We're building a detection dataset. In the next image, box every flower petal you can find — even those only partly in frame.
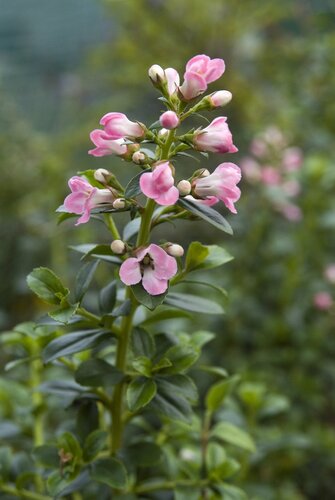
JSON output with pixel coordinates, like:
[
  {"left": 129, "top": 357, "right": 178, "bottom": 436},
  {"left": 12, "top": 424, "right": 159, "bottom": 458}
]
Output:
[
  {"left": 119, "top": 258, "right": 142, "bottom": 286},
  {"left": 147, "top": 244, "right": 177, "bottom": 280},
  {"left": 142, "top": 267, "right": 168, "bottom": 295}
]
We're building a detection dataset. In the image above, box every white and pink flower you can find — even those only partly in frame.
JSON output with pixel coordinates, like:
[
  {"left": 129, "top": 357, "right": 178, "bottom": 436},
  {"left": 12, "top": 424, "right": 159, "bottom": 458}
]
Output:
[
  {"left": 64, "top": 176, "right": 114, "bottom": 225},
  {"left": 193, "top": 117, "right": 238, "bottom": 154},
  {"left": 193, "top": 162, "right": 241, "bottom": 213},
  {"left": 120, "top": 244, "right": 177, "bottom": 295},
  {"left": 179, "top": 54, "right": 225, "bottom": 101},
  {"left": 313, "top": 291, "right": 333, "bottom": 311},
  {"left": 140, "top": 162, "right": 179, "bottom": 206},
  {"left": 100, "top": 112, "right": 145, "bottom": 140},
  {"left": 89, "top": 130, "right": 127, "bottom": 157},
  {"left": 159, "top": 111, "right": 180, "bottom": 130}
]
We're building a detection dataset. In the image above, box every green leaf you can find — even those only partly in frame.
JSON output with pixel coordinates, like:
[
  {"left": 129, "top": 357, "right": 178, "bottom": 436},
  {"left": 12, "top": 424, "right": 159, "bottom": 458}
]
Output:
[
  {"left": 70, "top": 244, "right": 122, "bottom": 264},
  {"left": 27, "top": 267, "right": 69, "bottom": 305},
  {"left": 126, "top": 378, "right": 157, "bottom": 412},
  {"left": 131, "top": 283, "right": 167, "bottom": 310},
  {"left": 140, "top": 308, "right": 191, "bottom": 326},
  {"left": 75, "top": 359, "right": 123, "bottom": 387},
  {"left": 185, "top": 241, "right": 209, "bottom": 272},
  {"left": 131, "top": 328, "right": 155, "bottom": 357},
  {"left": 91, "top": 457, "right": 127, "bottom": 489},
  {"left": 0, "top": 447, "right": 12, "bottom": 480},
  {"left": 178, "top": 198, "right": 233, "bottom": 235},
  {"left": 206, "top": 442, "right": 226, "bottom": 473},
  {"left": 175, "top": 487, "right": 200, "bottom": 500},
  {"left": 74, "top": 261, "right": 99, "bottom": 303},
  {"left": 156, "top": 375, "right": 198, "bottom": 403},
  {"left": 123, "top": 217, "right": 141, "bottom": 241},
  {"left": 132, "top": 356, "right": 152, "bottom": 376},
  {"left": 42, "top": 329, "right": 110, "bottom": 363},
  {"left": 152, "top": 379, "right": 193, "bottom": 422},
  {"left": 58, "top": 432, "right": 82, "bottom": 460},
  {"left": 49, "top": 302, "right": 79, "bottom": 324},
  {"left": 165, "top": 293, "right": 224, "bottom": 314},
  {"left": 217, "top": 484, "right": 248, "bottom": 500},
  {"left": 33, "top": 445, "right": 59, "bottom": 469},
  {"left": 83, "top": 430, "right": 108, "bottom": 462},
  {"left": 205, "top": 375, "right": 240, "bottom": 412},
  {"left": 99, "top": 281, "right": 117, "bottom": 314},
  {"left": 198, "top": 365, "right": 229, "bottom": 378},
  {"left": 125, "top": 442, "right": 162, "bottom": 467},
  {"left": 47, "top": 470, "right": 90, "bottom": 498},
  {"left": 211, "top": 422, "right": 256, "bottom": 452},
  {"left": 186, "top": 242, "right": 233, "bottom": 273},
  {"left": 191, "top": 330, "right": 215, "bottom": 348},
  {"left": 125, "top": 170, "right": 150, "bottom": 198},
  {"left": 161, "top": 344, "right": 199, "bottom": 374}
]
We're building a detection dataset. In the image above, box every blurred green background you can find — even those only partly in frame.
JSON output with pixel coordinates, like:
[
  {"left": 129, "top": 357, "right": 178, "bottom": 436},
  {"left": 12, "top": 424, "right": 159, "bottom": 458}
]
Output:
[{"left": 1, "top": 0, "right": 335, "bottom": 498}]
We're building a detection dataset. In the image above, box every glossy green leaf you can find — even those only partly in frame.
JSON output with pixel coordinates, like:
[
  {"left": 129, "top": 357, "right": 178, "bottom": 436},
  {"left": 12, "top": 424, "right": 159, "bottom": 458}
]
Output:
[
  {"left": 27, "top": 267, "right": 69, "bottom": 305},
  {"left": 132, "top": 356, "right": 152, "bottom": 376},
  {"left": 33, "top": 445, "right": 59, "bottom": 469},
  {"left": 70, "top": 244, "right": 122, "bottom": 264},
  {"left": 125, "top": 169, "right": 149, "bottom": 198},
  {"left": 127, "top": 377, "right": 157, "bottom": 412},
  {"left": 175, "top": 487, "right": 200, "bottom": 500},
  {"left": 178, "top": 198, "right": 233, "bottom": 235},
  {"left": 123, "top": 217, "right": 141, "bottom": 241},
  {"left": 74, "top": 260, "right": 99, "bottom": 302},
  {"left": 186, "top": 242, "right": 233, "bottom": 273},
  {"left": 83, "top": 430, "right": 108, "bottom": 462},
  {"left": 42, "top": 329, "right": 110, "bottom": 363},
  {"left": 156, "top": 375, "right": 198, "bottom": 403},
  {"left": 131, "top": 327, "right": 155, "bottom": 357},
  {"left": 47, "top": 470, "right": 90, "bottom": 498},
  {"left": 217, "top": 484, "right": 248, "bottom": 500},
  {"left": 211, "top": 422, "right": 256, "bottom": 452},
  {"left": 206, "top": 442, "right": 226, "bottom": 473},
  {"left": 160, "top": 344, "right": 199, "bottom": 374},
  {"left": 205, "top": 375, "right": 240, "bottom": 411},
  {"left": 185, "top": 241, "right": 209, "bottom": 272},
  {"left": 191, "top": 330, "right": 215, "bottom": 348},
  {"left": 49, "top": 302, "right": 79, "bottom": 324},
  {"left": 140, "top": 308, "right": 191, "bottom": 326},
  {"left": 151, "top": 380, "right": 193, "bottom": 422},
  {"left": 75, "top": 359, "right": 123, "bottom": 387},
  {"left": 99, "top": 280, "right": 117, "bottom": 314},
  {"left": 131, "top": 283, "right": 167, "bottom": 310},
  {"left": 91, "top": 457, "right": 127, "bottom": 489},
  {"left": 165, "top": 292, "right": 224, "bottom": 314}
]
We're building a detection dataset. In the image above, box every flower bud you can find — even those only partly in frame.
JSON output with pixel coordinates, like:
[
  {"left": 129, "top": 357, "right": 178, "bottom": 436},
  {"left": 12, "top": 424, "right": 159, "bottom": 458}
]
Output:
[
  {"left": 177, "top": 180, "right": 192, "bottom": 196},
  {"left": 94, "top": 168, "right": 111, "bottom": 184},
  {"left": 148, "top": 64, "right": 165, "bottom": 84},
  {"left": 209, "top": 90, "right": 232, "bottom": 107},
  {"left": 198, "top": 168, "right": 210, "bottom": 178},
  {"left": 159, "top": 111, "right": 180, "bottom": 130},
  {"left": 132, "top": 151, "right": 146, "bottom": 164},
  {"left": 158, "top": 128, "right": 169, "bottom": 138},
  {"left": 113, "top": 198, "right": 126, "bottom": 210},
  {"left": 111, "top": 239, "right": 126, "bottom": 254},
  {"left": 165, "top": 243, "right": 184, "bottom": 257}
]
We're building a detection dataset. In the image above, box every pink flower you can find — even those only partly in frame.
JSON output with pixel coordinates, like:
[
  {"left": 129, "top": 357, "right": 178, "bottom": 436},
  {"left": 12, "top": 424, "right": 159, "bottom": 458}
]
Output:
[
  {"left": 179, "top": 71, "right": 207, "bottom": 100},
  {"left": 313, "top": 292, "right": 333, "bottom": 311},
  {"left": 324, "top": 264, "right": 335, "bottom": 284},
  {"left": 165, "top": 68, "right": 180, "bottom": 95},
  {"left": 261, "top": 167, "right": 281, "bottom": 186},
  {"left": 240, "top": 157, "right": 261, "bottom": 183},
  {"left": 186, "top": 55, "right": 225, "bottom": 84},
  {"left": 185, "top": 195, "right": 218, "bottom": 206},
  {"left": 140, "top": 162, "right": 179, "bottom": 206},
  {"left": 277, "top": 203, "right": 302, "bottom": 222},
  {"left": 100, "top": 112, "right": 145, "bottom": 140},
  {"left": 193, "top": 162, "right": 241, "bottom": 213},
  {"left": 193, "top": 117, "right": 238, "bottom": 154},
  {"left": 64, "top": 176, "right": 114, "bottom": 225},
  {"left": 282, "top": 147, "right": 303, "bottom": 172},
  {"left": 160, "top": 111, "right": 180, "bottom": 129},
  {"left": 89, "top": 130, "right": 127, "bottom": 157},
  {"left": 250, "top": 138, "right": 267, "bottom": 158},
  {"left": 282, "top": 179, "right": 301, "bottom": 197},
  {"left": 209, "top": 90, "right": 232, "bottom": 107},
  {"left": 119, "top": 244, "right": 177, "bottom": 295}
]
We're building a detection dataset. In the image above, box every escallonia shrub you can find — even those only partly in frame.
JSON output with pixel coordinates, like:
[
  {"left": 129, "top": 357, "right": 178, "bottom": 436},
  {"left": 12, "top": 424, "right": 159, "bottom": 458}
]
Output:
[{"left": 0, "top": 55, "right": 256, "bottom": 499}]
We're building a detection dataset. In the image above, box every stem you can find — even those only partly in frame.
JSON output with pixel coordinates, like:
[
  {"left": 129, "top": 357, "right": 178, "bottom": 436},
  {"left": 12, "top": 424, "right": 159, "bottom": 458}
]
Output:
[
  {"left": 135, "top": 479, "right": 209, "bottom": 494},
  {"left": 200, "top": 411, "right": 212, "bottom": 499},
  {"left": 160, "top": 129, "right": 176, "bottom": 159},
  {"left": 136, "top": 198, "right": 156, "bottom": 247},
  {"left": 104, "top": 214, "right": 121, "bottom": 240},
  {"left": 0, "top": 485, "right": 51, "bottom": 500}
]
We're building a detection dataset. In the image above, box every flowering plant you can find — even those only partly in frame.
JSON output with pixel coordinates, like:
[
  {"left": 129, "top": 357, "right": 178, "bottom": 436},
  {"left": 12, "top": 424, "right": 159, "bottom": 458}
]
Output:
[{"left": 0, "top": 55, "right": 255, "bottom": 499}]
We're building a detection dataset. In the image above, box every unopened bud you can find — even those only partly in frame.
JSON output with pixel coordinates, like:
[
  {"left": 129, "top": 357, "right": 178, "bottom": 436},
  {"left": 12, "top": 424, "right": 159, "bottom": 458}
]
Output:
[
  {"left": 148, "top": 64, "right": 165, "bottom": 84},
  {"left": 111, "top": 239, "right": 126, "bottom": 254},
  {"left": 159, "top": 111, "right": 180, "bottom": 130},
  {"left": 200, "top": 169, "right": 210, "bottom": 177},
  {"left": 209, "top": 90, "right": 232, "bottom": 108},
  {"left": 166, "top": 243, "right": 184, "bottom": 257},
  {"left": 113, "top": 198, "right": 126, "bottom": 210},
  {"left": 132, "top": 151, "right": 146, "bottom": 164},
  {"left": 94, "top": 168, "right": 111, "bottom": 184},
  {"left": 158, "top": 128, "right": 169, "bottom": 138},
  {"left": 177, "top": 180, "right": 192, "bottom": 196}
]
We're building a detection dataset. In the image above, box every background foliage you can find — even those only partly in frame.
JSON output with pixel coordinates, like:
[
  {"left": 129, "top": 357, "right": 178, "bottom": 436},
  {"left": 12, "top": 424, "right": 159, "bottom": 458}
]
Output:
[{"left": 1, "top": 0, "right": 335, "bottom": 498}]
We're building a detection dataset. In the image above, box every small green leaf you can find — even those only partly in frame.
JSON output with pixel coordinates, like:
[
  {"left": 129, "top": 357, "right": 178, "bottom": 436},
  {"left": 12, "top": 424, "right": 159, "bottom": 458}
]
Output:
[
  {"left": 165, "top": 293, "right": 224, "bottom": 314},
  {"left": 131, "top": 328, "right": 155, "bottom": 357},
  {"left": 33, "top": 445, "right": 59, "bottom": 469},
  {"left": 178, "top": 198, "right": 233, "bottom": 235},
  {"left": 152, "top": 380, "right": 193, "bottom": 422},
  {"left": 75, "top": 359, "right": 123, "bottom": 387},
  {"left": 185, "top": 241, "right": 209, "bottom": 272},
  {"left": 99, "top": 281, "right": 117, "bottom": 314},
  {"left": 42, "top": 329, "right": 110, "bottom": 363},
  {"left": 125, "top": 442, "right": 162, "bottom": 467},
  {"left": 140, "top": 308, "right": 191, "bottom": 326},
  {"left": 131, "top": 283, "right": 167, "bottom": 310},
  {"left": 175, "top": 487, "right": 200, "bottom": 500},
  {"left": 70, "top": 244, "right": 121, "bottom": 264},
  {"left": 127, "top": 378, "right": 157, "bottom": 412},
  {"left": 83, "top": 430, "right": 108, "bottom": 462},
  {"left": 47, "top": 470, "right": 90, "bottom": 498},
  {"left": 123, "top": 217, "right": 141, "bottom": 241},
  {"left": 210, "top": 422, "right": 256, "bottom": 452},
  {"left": 206, "top": 442, "right": 226, "bottom": 473},
  {"left": 74, "top": 261, "right": 99, "bottom": 303},
  {"left": 125, "top": 170, "right": 150, "bottom": 198},
  {"left": 191, "top": 330, "right": 215, "bottom": 348},
  {"left": 217, "top": 484, "right": 248, "bottom": 500},
  {"left": 91, "top": 457, "right": 127, "bottom": 489},
  {"left": 58, "top": 432, "right": 82, "bottom": 460},
  {"left": 156, "top": 375, "right": 198, "bottom": 403},
  {"left": 27, "top": 267, "right": 69, "bottom": 305},
  {"left": 205, "top": 375, "right": 240, "bottom": 411},
  {"left": 49, "top": 303, "right": 79, "bottom": 324},
  {"left": 132, "top": 356, "right": 152, "bottom": 376},
  {"left": 161, "top": 344, "right": 199, "bottom": 374}
]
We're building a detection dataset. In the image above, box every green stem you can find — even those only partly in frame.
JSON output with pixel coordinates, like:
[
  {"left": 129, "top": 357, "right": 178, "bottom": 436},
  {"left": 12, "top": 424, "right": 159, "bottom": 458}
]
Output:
[
  {"left": 136, "top": 198, "right": 156, "bottom": 247},
  {"left": 135, "top": 479, "right": 209, "bottom": 494},
  {"left": 77, "top": 307, "right": 101, "bottom": 325},
  {"left": 104, "top": 214, "right": 121, "bottom": 240},
  {"left": 0, "top": 485, "right": 51, "bottom": 500},
  {"left": 160, "top": 129, "right": 176, "bottom": 159},
  {"left": 200, "top": 411, "right": 212, "bottom": 499}
]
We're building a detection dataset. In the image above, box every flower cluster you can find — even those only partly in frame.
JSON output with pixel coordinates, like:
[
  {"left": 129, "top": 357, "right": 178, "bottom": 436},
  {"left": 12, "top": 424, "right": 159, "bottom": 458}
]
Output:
[
  {"left": 61, "top": 54, "right": 242, "bottom": 295},
  {"left": 241, "top": 126, "right": 303, "bottom": 222}
]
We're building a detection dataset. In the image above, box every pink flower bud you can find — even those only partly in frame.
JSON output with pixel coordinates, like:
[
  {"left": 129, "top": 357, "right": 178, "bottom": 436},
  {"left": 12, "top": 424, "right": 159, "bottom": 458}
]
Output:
[
  {"left": 313, "top": 292, "right": 333, "bottom": 311},
  {"left": 166, "top": 243, "right": 184, "bottom": 257},
  {"left": 177, "top": 180, "right": 192, "bottom": 196},
  {"left": 261, "top": 167, "right": 281, "bottom": 186},
  {"left": 282, "top": 147, "right": 303, "bottom": 172},
  {"left": 111, "top": 239, "right": 126, "bottom": 255},
  {"left": 140, "top": 162, "right": 179, "bottom": 206},
  {"left": 89, "top": 130, "right": 127, "bottom": 157},
  {"left": 179, "top": 71, "right": 207, "bottom": 101},
  {"left": 148, "top": 64, "right": 165, "bottom": 83},
  {"left": 159, "top": 111, "right": 180, "bottom": 130},
  {"left": 119, "top": 244, "right": 177, "bottom": 295},
  {"left": 277, "top": 203, "right": 302, "bottom": 222},
  {"left": 165, "top": 68, "right": 180, "bottom": 95},
  {"left": 113, "top": 198, "right": 126, "bottom": 209},
  {"left": 325, "top": 264, "right": 335, "bottom": 284},
  {"left": 209, "top": 90, "right": 232, "bottom": 107},
  {"left": 132, "top": 151, "right": 146, "bottom": 164},
  {"left": 193, "top": 117, "right": 238, "bottom": 154},
  {"left": 100, "top": 112, "right": 145, "bottom": 140},
  {"left": 193, "top": 162, "right": 241, "bottom": 213},
  {"left": 186, "top": 54, "right": 225, "bottom": 84},
  {"left": 63, "top": 176, "right": 114, "bottom": 225},
  {"left": 94, "top": 168, "right": 110, "bottom": 183},
  {"left": 240, "top": 158, "right": 261, "bottom": 183}
]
